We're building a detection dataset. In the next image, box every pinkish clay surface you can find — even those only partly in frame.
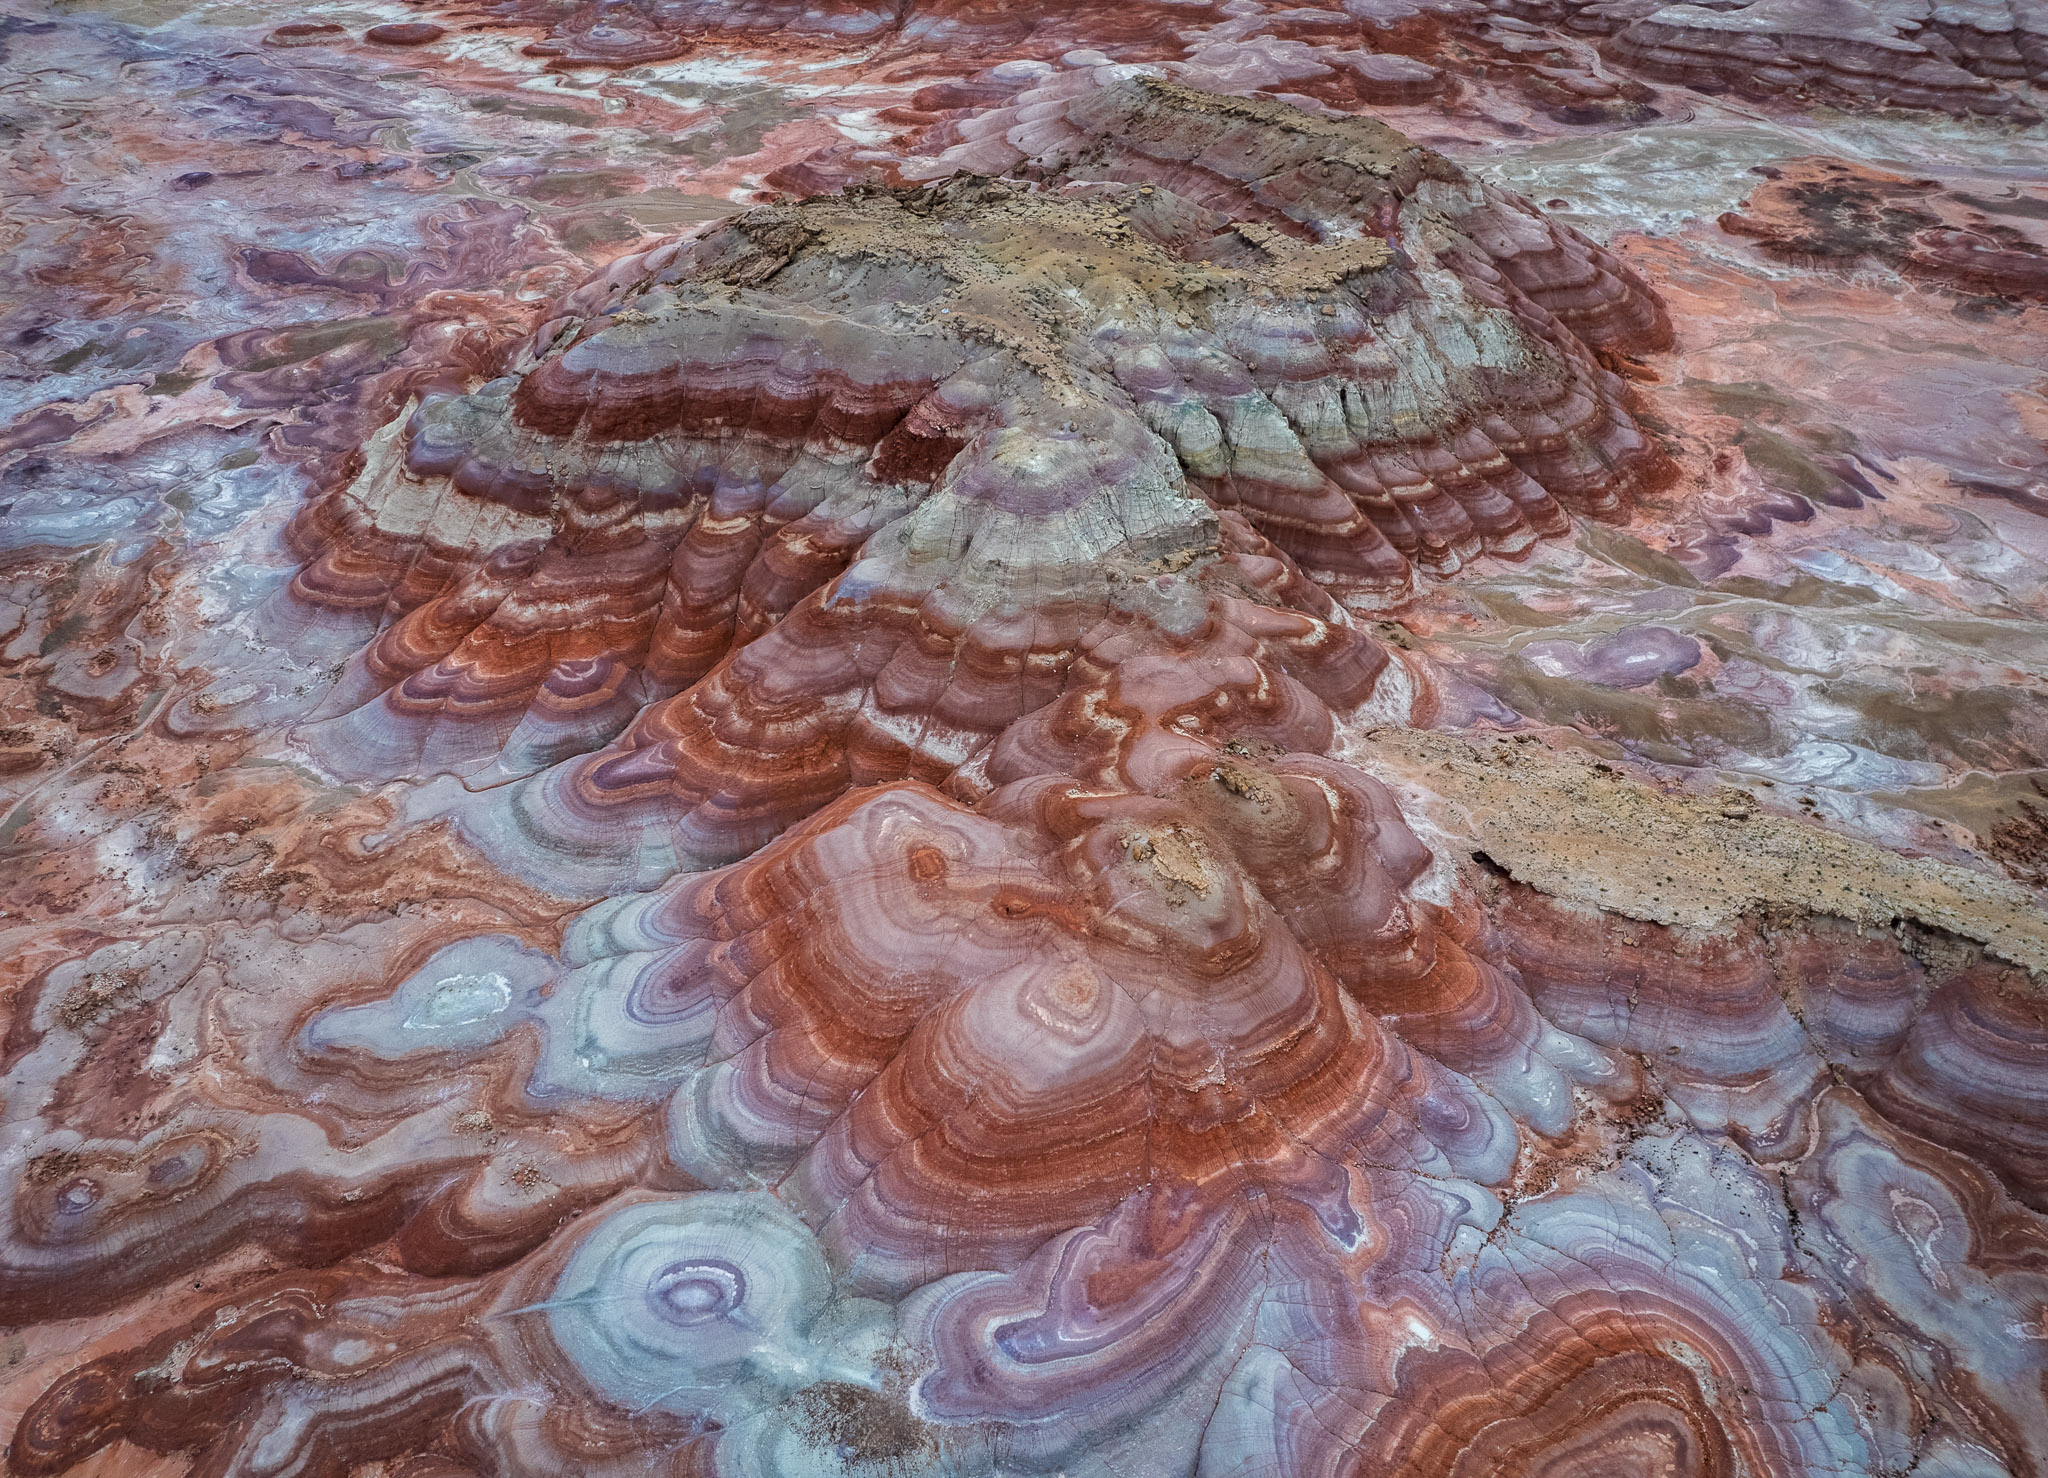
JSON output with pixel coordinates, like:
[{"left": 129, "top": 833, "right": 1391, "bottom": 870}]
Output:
[{"left": 1, "top": 3, "right": 2046, "bottom": 1477}]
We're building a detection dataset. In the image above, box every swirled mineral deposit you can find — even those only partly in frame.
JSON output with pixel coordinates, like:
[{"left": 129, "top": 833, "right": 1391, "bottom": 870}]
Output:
[{"left": 2, "top": 7, "right": 2045, "bottom": 1478}]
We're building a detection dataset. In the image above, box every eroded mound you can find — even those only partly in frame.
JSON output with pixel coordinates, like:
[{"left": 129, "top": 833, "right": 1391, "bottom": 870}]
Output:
[
  {"left": 1601, "top": 0, "right": 2047, "bottom": 121},
  {"left": 14, "top": 67, "right": 2048, "bottom": 1478},
  {"left": 406, "top": 0, "right": 2048, "bottom": 121},
  {"left": 277, "top": 78, "right": 1665, "bottom": 881}
]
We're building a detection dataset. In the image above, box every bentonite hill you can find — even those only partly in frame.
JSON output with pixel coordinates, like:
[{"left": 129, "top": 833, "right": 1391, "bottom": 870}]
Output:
[{"left": 1, "top": 4, "right": 2046, "bottom": 1477}]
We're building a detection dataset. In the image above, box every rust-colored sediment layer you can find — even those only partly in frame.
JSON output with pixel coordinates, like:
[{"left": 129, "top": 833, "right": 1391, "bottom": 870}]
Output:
[{"left": 5, "top": 25, "right": 2048, "bottom": 1478}]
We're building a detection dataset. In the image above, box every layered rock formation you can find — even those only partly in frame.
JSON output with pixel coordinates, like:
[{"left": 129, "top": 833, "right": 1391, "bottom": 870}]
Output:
[
  {"left": 404, "top": 0, "right": 2048, "bottom": 121},
  {"left": 1598, "top": 0, "right": 2047, "bottom": 120},
  {"left": 6, "top": 29, "right": 2048, "bottom": 1478},
  {"left": 280, "top": 78, "right": 1667, "bottom": 882}
]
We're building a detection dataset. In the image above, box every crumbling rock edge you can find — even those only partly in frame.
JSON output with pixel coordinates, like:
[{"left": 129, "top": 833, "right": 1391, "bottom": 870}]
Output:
[{"left": 1358, "top": 726, "right": 2048, "bottom": 977}]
